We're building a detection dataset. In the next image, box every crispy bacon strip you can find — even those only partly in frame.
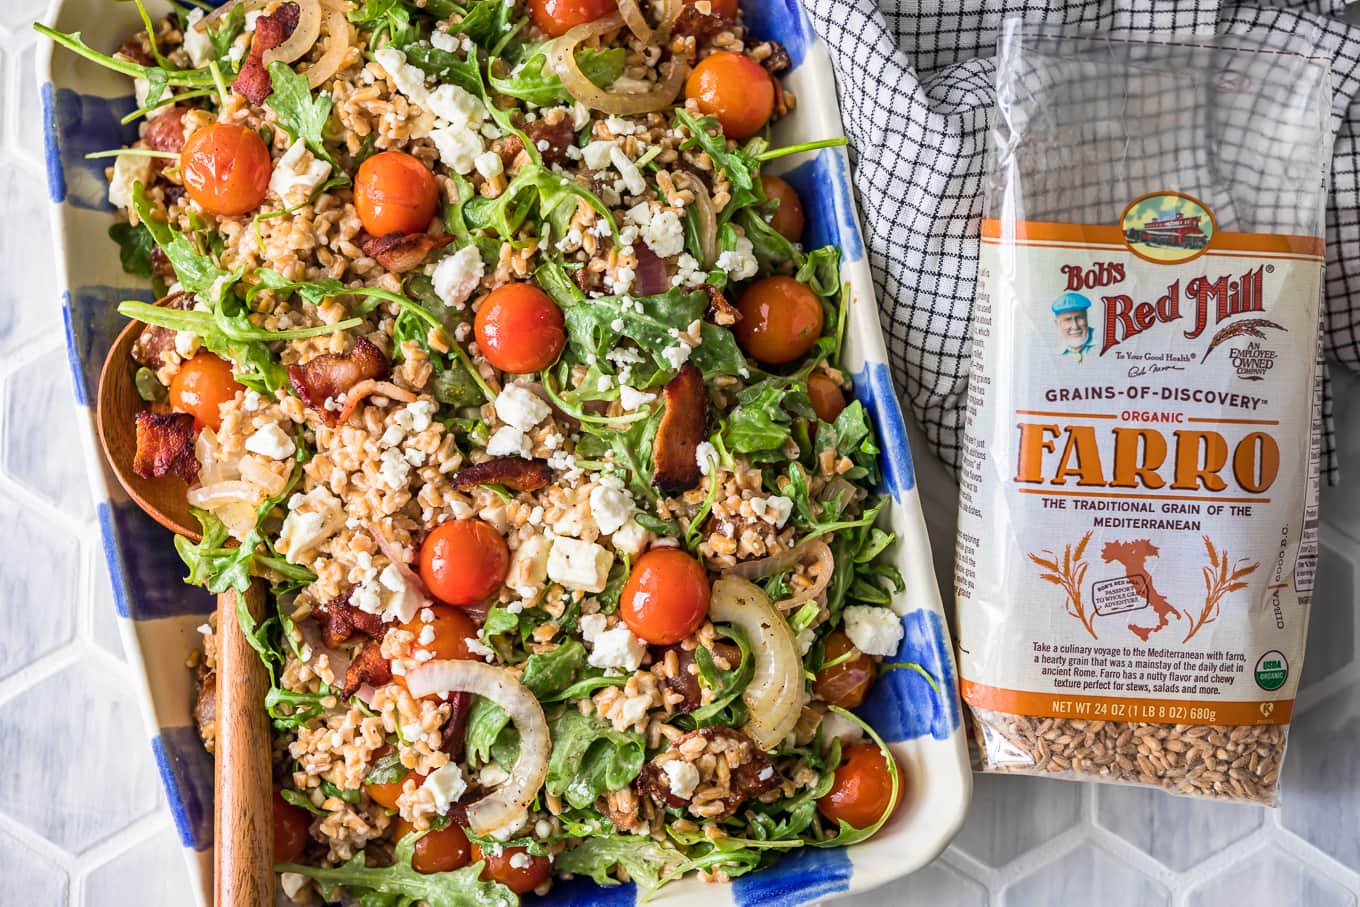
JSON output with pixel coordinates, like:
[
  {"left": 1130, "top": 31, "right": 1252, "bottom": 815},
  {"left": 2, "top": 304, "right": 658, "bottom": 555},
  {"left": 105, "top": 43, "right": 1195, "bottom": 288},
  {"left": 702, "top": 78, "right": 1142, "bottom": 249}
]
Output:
[
  {"left": 702, "top": 284, "right": 741, "bottom": 326},
  {"left": 653, "top": 362, "right": 708, "bottom": 495},
  {"left": 342, "top": 639, "right": 392, "bottom": 699},
  {"left": 315, "top": 590, "right": 386, "bottom": 649},
  {"left": 335, "top": 379, "right": 417, "bottom": 424},
  {"left": 288, "top": 336, "right": 390, "bottom": 422},
  {"left": 361, "top": 232, "right": 453, "bottom": 274},
  {"left": 133, "top": 410, "right": 198, "bottom": 481},
  {"left": 232, "top": 2, "right": 300, "bottom": 105},
  {"left": 449, "top": 457, "right": 552, "bottom": 492},
  {"left": 671, "top": 4, "right": 731, "bottom": 41}
]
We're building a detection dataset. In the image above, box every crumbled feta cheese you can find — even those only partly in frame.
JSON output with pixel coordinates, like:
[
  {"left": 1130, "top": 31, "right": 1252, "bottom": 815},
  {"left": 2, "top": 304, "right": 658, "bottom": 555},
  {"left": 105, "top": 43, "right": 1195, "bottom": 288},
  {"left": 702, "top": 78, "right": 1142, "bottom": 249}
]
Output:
[
  {"left": 587, "top": 625, "right": 646, "bottom": 672},
  {"left": 380, "top": 424, "right": 406, "bottom": 448},
  {"left": 174, "top": 331, "right": 201, "bottom": 359},
  {"left": 610, "top": 145, "right": 646, "bottom": 196},
  {"left": 508, "top": 852, "right": 533, "bottom": 870},
  {"left": 182, "top": 9, "right": 213, "bottom": 67},
  {"left": 242, "top": 390, "right": 262, "bottom": 412},
  {"left": 278, "top": 487, "right": 344, "bottom": 560},
  {"left": 379, "top": 563, "right": 407, "bottom": 593},
  {"left": 279, "top": 872, "right": 310, "bottom": 900},
  {"left": 268, "top": 139, "right": 332, "bottom": 207},
  {"left": 378, "top": 446, "right": 411, "bottom": 489},
  {"left": 618, "top": 385, "right": 656, "bottom": 411},
  {"left": 395, "top": 399, "right": 436, "bottom": 433},
  {"left": 630, "top": 207, "right": 684, "bottom": 259},
  {"left": 486, "top": 425, "right": 532, "bottom": 458},
  {"left": 418, "top": 623, "right": 436, "bottom": 646},
  {"left": 421, "top": 764, "right": 467, "bottom": 814},
  {"left": 245, "top": 423, "right": 296, "bottom": 460},
  {"left": 495, "top": 383, "right": 551, "bottom": 431},
  {"left": 430, "top": 121, "right": 484, "bottom": 175},
  {"left": 843, "top": 605, "right": 905, "bottom": 657},
  {"left": 547, "top": 536, "right": 613, "bottom": 593},
  {"left": 672, "top": 253, "right": 707, "bottom": 289},
  {"left": 578, "top": 612, "right": 608, "bottom": 644},
  {"left": 663, "top": 760, "right": 700, "bottom": 799},
  {"left": 716, "top": 235, "right": 759, "bottom": 281},
  {"left": 109, "top": 152, "right": 152, "bottom": 211},
  {"left": 795, "top": 627, "right": 816, "bottom": 656},
  {"left": 431, "top": 29, "right": 459, "bottom": 52},
  {"left": 662, "top": 339, "right": 692, "bottom": 370},
  {"left": 610, "top": 517, "right": 651, "bottom": 555},
  {"left": 474, "top": 149, "right": 504, "bottom": 179},
  {"left": 426, "top": 83, "right": 483, "bottom": 124},
  {"left": 465, "top": 636, "right": 496, "bottom": 661},
  {"left": 581, "top": 140, "right": 617, "bottom": 171},
  {"left": 432, "top": 245, "right": 485, "bottom": 309},
  {"left": 508, "top": 534, "right": 551, "bottom": 593},
  {"left": 589, "top": 479, "right": 633, "bottom": 535},
  {"left": 757, "top": 765, "right": 775, "bottom": 781},
  {"left": 573, "top": 101, "right": 592, "bottom": 130},
  {"left": 695, "top": 441, "right": 718, "bottom": 476},
  {"left": 372, "top": 48, "right": 438, "bottom": 137},
  {"left": 764, "top": 495, "right": 794, "bottom": 528}
]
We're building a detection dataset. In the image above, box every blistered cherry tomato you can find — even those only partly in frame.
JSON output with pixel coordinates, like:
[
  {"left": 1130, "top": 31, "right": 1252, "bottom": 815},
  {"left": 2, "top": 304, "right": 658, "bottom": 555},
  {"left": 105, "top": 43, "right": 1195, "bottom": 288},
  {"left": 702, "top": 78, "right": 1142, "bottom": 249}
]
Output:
[
  {"left": 273, "top": 790, "right": 311, "bottom": 863},
  {"left": 401, "top": 605, "right": 479, "bottom": 661},
  {"left": 806, "top": 372, "right": 847, "bottom": 424},
  {"left": 169, "top": 351, "right": 243, "bottom": 432},
  {"left": 474, "top": 282, "right": 566, "bottom": 374},
  {"left": 354, "top": 150, "right": 440, "bottom": 237},
  {"left": 472, "top": 843, "right": 553, "bottom": 894},
  {"left": 419, "top": 519, "right": 510, "bottom": 606},
  {"left": 180, "top": 123, "right": 272, "bottom": 216},
  {"left": 529, "top": 0, "right": 615, "bottom": 36},
  {"left": 393, "top": 818, "right": 473, "bottom": 874},
  {"left": 817, "top": 742, "right": 903, "bottom": 829},
  {"left": 760, "top": 174, "right": 805, "bottom": 243},
  {"left": 619, "top": 548, "right": 711, "bottom": 645},
  {"left": 734, "top": 276, "right": 825, "bottom": 365},
  {"left": 686, "top": 0, "right": 738, "bottom": 18},
  {"left": 685, "top": 51, "right": 774, "bottom": 141},
  {"left": 366, "top": 767, "right": 425, "bottom": 810},
  {"left": 813, "top": 630, "right": 875, "bottom": 709}
]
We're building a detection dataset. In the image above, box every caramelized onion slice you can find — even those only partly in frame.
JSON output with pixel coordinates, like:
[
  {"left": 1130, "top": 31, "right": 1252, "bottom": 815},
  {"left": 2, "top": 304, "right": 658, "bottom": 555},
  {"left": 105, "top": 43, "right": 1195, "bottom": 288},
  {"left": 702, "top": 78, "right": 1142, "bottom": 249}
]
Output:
[
  {"left": 304, "top": 1, "right": 351, "bottom": 89},
  {"left": 709, "top": 576, "right": 806, "bottom": 751},
  {"left": 672, "top": 171, "right": 717, "bottom": 266},
  {"left": 262, "top": 0, "right": 322, "bottom": 65},
  {"left": 405, "top": 660, "right": 550, "bottom": 837},
  {"left": 548, "top": 15, "right": 688, "bottom": 115},
  {"left": 617, "top": 0, "right": 681, "bottom": 45}
]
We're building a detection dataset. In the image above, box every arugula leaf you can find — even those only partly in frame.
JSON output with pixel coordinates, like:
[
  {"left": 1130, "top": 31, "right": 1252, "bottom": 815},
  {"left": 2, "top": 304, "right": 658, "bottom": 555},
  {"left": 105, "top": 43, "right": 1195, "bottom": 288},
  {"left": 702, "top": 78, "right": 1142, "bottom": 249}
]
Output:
[
  {"left": 348, "top": 0, "right": 418, "bottom": 46},
  {"left": 466, "top": 164, "right": 617, "bottom": 242},
  {"left": 108, "top": 222, "right": 155, "bottom": 277},
  {"left": 479, "top": 604, "right": 520, "bottom": 640},
  {"left": 266, "top": 62, "right": 339, "bottom": 170},
  {"left": 402, "top": 43, "right": 485, "bottom": 98},
  {"left": 555, "top": 835, "right": 689, "bottom": 897},
  {"left": 488, "top": 44, "right": 624, "bottom": 106},
  {"left": 674, "top": 109, "right": 758, "bottom": 219},
  {"left": 206, "top": 3, "right": 247, "bottom": 66},
  {"left": 132, "top": 182, "right": 240, "bottom": 306},
  {"left": 683, "top": 624, "right": 753, "bottom": 728},
  {"left": 363, "top": 750, "right": 409, "bottom": 786},
  {"left": 280, "top": 789, "right": 328, "bottom": 816},
  {"left": 465, "top": 641, "right": 590, "bottom": 765},
  {"left": 36, "top": 24, "right": 215, "bottom": 88},
  {"left": 545, "top": 708, "right": 645, "bottom": 810},
  {"left": 278, "top": 843, "right": 516, "bottom": 907}
]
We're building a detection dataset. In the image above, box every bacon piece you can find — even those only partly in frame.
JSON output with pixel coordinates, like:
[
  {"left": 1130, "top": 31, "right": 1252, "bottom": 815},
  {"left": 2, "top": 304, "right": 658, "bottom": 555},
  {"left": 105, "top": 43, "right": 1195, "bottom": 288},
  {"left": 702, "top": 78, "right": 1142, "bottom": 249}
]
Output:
[
  {"left": 133, "top": 410, "right": 198, "bottom": 481},
  {"left": 492, "top": 134, "right": 525, "bottom": 172},
  {"left": 652, "top": 362, "right": 708, "bottom": 495},
  {"left": 315, "top": 590, "right": 385, "bottom": 649},
  {"left": 288, "top": 337, "right": 391, "bottom": 422},
  {"left": 633, "top": 244, "right": 669, "bottom": 296},
  {"left": 702, "top": 284, "right": 740, "bottom": 325},
  {"left": 342, "top": 639, "right": 392, "bottom": 699},
  {"left": 671, "top": 4, "right": 731, "bottom": 41},
  {"left": 637, "top": 728, "right": 778, "bottom": 817},
  {"left": 130, "top": 291, "right": 193, "bottom": 367},
  {"left": 449, "top": 457, "right": 551, "bottom": 493},
  {"left": 335, "top": 379, "right": 417, "bottom": 424},
  {"left": 231, "top": 2, "right": 300, "bottom": 106},
  {"left": 523, "top": 118, "right": 576, "bottom": 166},
  {"left": 361, "top": 232, "right": 453, "bottom": 274}
]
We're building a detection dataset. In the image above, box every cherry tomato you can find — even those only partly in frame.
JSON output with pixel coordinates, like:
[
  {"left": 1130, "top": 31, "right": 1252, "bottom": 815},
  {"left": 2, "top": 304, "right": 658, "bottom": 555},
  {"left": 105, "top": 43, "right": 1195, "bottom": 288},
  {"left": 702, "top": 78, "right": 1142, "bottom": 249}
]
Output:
[
  {"left": 529, "top": 0, "right": 615, "bottom": 36},
  {"left": 816, "top": 742, "right": 903, "bottom": 830},
  {"left": 685, "top": 51, "right": 774, "bottom": 141},
  {"left": 734, "top": 276, "right": 825, "bottom": 365},
  {"left": 366, "top": 752, "right": 425, "bottom": 810},
  {"left": 760, "top": 174, "right": 805, "bottom": 243},
  {"left": 273, "top": 790, "right": 311, "bottom": 863},
  {"left": 687, "top": 0, "right": 738, "bottom": 18},
  {"left": 180, "top": 123, "right": 272, "bottom": 216},
  {"left": 813, "top": 630, "right": 875, "bottom": 709},
  {"left": 472, "top": 843, "right": 552, "bottom": 894},
  {"left": 393, "top": 818, "right": 473, "bottom": 874},
  {"left": 354, "top": 150, "right": 440, "bottom": 237},
  {"left": 474, "top": 282, "right": 566, "bottom": 374},
  {"left": 401, "top": 605, "right": 479, "bottom": 661},
  {"left": 806, "top": 372, "right": 847, "bottom": 424},
  {"left": 619, "top": 548, "right": 711, "bottom": 645},
  {"left": 169, "top": 351, "right": 243, "bottom": 432},
  {"left": 419, "top": 519, "right": 510, "bottom": 606}
]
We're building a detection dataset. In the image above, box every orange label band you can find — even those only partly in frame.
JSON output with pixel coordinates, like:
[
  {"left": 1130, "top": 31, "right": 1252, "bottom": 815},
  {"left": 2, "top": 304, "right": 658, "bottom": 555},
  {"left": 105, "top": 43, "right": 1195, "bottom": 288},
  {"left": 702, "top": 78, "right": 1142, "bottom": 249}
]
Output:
[{"left": 961, "top": 680, "right": 1293, "bottom": 727}]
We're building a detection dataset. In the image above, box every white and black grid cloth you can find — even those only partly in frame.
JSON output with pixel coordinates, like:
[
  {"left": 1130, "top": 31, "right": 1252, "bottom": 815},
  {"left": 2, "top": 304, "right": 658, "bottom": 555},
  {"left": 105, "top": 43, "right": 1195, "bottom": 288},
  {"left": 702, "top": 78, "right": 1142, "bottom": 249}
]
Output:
[{"left": 804, "top": 0, "right": 1360, "bottom": 482}]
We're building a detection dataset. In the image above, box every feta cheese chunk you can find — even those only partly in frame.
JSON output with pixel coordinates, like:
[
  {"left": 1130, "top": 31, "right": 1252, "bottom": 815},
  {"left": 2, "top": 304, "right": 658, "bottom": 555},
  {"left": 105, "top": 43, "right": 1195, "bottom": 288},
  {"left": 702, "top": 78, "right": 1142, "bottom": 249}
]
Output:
[
  {"left": 421, "top": 763, "right": 467, "bottom": 814},
  {"left": 843, "top": 605, "right": 904, "bottom": 657},
  {"left": 578, "top": 612, "right": 607, "bottom": 644},
  {"left": 587, "top": 624, "right": 646, "bottom": 672},
  {"left": 268, "top": 139, "right": 332, "bottom": 207},
  {"left": 618, "top": 385, "right": 656, "bottom": 411},
  {"left": 278, "top": 487, "right": 345, "bottom": 560},
  {"left": 610, "top": 516, "right": 651, "bottom": 556},
  {"left": 427, "top": 83, "right": 483, "bottom": 125},
  {"left": 495, "top": 383, "right": 551, "bottom": 431},
  {"left": 507, "top": 534, "right": 551, "bottom": 594},
  {"left": 244, "top": 423, "right": 296, "bottom": 460},
  {"left": 716, "top": 235, "right": 759, "bottom": 281},
  {"left": 626, "top": 204, "right": 685, "bottom": 258},
  {"left": 432, "top": 245, "right": 485, "bottom": 309},
  {"left": 109, "top": 152, "right": 153, "bottom": 211},
  {"left": 486, "top": 425, "right": 532, "bottom": 458},
  {"left": 610, "top": 145, "right": 646, "bottom": 197},
  {"left": 174, "top": 331, "right": 201, "bottom": 359},
  {"left": 474, "top": 150, "right": 504, "bottom": 179},
  {"left": 694, "top": 441, "right": 718, "bottom": 476},
  {"left": 663, "top": 760, "right": 700, "bottom": 799},
  {"left": 581, "top": 140, "right": 617, "bottom": 171},
  {"left": 547, "top": 536, "right": 613, "bottom": 593},
  {"left": 589, "top": 478, "right": 633, "bottom": 535},
  {"left": 182, "top": 9, "right": 213, "bottom": 67},
  {"left": 430, "top": 121, "right": 484, "bottom": 175}
]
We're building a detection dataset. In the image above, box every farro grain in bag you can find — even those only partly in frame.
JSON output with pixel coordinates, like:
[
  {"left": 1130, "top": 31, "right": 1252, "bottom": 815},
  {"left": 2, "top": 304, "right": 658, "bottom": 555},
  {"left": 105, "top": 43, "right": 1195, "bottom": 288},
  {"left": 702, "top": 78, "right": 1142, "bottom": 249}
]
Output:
[{"left": 956, "top": 23, "right": 1332, "bottom": 804}]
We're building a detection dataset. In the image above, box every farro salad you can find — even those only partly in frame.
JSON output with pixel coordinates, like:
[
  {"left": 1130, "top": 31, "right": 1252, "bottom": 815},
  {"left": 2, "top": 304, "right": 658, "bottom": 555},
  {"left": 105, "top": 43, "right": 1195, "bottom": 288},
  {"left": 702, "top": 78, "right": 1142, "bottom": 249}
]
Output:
[{"left": 44, "top": 0, "right": 931, "bottom": 901}]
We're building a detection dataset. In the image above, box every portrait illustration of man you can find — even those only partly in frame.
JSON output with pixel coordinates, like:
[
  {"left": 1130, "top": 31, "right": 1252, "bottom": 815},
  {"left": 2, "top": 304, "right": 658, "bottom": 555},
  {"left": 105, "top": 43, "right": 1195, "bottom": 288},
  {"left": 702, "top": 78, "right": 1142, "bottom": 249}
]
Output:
[{"left": 1051, "top": 292, "right": 1094, "bottom": 362}]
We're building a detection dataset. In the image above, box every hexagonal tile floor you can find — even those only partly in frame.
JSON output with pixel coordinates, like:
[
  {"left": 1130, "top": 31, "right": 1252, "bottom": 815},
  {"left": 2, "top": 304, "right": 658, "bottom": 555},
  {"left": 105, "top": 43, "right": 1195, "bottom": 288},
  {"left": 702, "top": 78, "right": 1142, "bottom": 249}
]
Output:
[{"left": 10, "top": 4, "right": 1360, "bottom": 906}]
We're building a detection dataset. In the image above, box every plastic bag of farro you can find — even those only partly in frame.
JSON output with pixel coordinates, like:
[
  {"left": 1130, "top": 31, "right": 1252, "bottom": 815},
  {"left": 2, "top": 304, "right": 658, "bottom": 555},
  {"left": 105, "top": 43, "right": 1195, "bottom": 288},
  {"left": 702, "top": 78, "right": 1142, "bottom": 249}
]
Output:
[{"left": 955, "top": 23, "right": 1333, "bottom": 804}]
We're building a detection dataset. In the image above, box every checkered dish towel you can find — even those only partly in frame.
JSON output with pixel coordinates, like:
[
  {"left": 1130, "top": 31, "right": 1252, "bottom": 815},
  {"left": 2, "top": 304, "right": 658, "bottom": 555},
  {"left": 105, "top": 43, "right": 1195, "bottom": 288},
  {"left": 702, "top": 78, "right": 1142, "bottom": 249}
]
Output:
[{"left": 804, "top": 0, "right": 1360, "bottom": 483}]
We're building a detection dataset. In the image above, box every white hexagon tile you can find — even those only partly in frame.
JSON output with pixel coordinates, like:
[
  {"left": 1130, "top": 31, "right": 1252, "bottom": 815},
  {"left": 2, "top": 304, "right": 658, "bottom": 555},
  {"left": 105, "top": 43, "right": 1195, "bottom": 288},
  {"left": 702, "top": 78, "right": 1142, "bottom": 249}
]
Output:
[{"left": 8, "top": 4, "right": 1360, "bottom": 906}]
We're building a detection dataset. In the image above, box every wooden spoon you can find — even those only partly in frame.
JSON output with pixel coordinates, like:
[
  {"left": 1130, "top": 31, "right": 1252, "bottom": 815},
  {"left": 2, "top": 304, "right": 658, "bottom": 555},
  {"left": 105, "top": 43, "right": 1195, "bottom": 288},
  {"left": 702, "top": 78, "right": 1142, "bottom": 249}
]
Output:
[{"left": 95, "top": 302, "right": 201, "bottom": 540}]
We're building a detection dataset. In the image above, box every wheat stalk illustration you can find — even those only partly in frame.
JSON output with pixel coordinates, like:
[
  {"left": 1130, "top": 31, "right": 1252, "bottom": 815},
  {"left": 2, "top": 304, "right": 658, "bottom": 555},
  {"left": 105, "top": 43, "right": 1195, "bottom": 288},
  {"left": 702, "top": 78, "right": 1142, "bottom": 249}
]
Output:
[
  {"left": 1200, "top": 318, "right": 1287, "bottom": 362},
  {"left": 1029, "top": 530, "right": 1097, "bottom": 640},
  {"left": 1182, "top": 535, "right": 1259, "bottom": 643}
]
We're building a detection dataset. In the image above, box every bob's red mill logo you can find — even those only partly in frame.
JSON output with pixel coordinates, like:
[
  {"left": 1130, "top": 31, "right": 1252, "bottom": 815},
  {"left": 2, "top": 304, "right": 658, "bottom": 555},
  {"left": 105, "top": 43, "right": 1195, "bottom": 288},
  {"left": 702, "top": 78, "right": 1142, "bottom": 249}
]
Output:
[{"left": 1098, "top": 265, "right": 1268, "bottom": 355}]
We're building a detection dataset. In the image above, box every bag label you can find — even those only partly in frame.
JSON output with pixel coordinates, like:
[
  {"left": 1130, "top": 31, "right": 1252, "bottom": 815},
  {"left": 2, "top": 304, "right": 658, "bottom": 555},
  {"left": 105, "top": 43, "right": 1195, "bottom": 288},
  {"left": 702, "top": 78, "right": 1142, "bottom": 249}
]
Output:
[{"left": 956, "top": 193, "right": 1323, "bottom": 727}]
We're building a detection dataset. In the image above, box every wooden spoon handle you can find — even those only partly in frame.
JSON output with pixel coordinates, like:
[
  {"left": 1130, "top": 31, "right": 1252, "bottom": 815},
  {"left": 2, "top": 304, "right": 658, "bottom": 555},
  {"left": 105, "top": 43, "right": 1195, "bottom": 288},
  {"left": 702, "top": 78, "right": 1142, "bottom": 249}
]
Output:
[{"left": 214, "top": 585, "right": 275, "bottom": 907}]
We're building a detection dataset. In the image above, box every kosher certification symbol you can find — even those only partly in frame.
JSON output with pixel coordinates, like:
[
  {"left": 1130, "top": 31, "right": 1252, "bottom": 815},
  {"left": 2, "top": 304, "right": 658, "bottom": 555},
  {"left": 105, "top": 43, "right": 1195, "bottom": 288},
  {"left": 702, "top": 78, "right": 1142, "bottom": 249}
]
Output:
[{"left": 1254, "top": 650, "right": 1288, "bottom": 691}]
